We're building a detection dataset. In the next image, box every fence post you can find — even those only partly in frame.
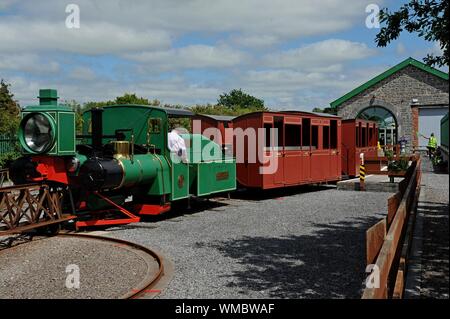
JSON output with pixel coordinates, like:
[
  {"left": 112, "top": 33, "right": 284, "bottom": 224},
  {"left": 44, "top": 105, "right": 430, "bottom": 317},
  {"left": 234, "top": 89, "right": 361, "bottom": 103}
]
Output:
[{"left": 359, "top": 152, "right": 365, "bottom": 191}]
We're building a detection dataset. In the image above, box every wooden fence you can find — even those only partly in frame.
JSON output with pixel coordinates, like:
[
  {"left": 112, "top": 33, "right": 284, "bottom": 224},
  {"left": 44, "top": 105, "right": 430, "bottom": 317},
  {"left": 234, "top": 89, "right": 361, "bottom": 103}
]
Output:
[{"left": 362, "top": 154, "right": 422, "bottom": 299}]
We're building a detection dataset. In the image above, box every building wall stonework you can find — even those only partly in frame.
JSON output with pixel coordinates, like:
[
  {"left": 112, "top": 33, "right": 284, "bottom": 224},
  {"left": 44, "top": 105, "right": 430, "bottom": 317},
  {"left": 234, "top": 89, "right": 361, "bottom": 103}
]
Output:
[{"left": 337, "top": 65, "right": 449, "bottom": 150}]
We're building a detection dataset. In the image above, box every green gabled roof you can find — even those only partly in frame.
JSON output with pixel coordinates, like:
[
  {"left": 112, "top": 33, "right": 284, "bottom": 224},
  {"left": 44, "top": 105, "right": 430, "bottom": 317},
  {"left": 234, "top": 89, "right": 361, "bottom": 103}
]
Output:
[{"left": 330, "top": 57, "right": 449, "bottom": 109}]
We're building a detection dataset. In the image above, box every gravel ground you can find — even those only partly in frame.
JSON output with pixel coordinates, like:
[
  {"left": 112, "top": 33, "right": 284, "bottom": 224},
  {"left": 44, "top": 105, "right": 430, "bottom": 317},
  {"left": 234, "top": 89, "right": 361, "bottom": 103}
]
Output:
[
  {"left": 0, "top": 236, "right": 152, "bottom": 298},
  {"left": 98, "top": 185, "right": 392, "bottom": 299},
  {"left": 416, "top": 158, "right": 449, "bottom": 298}
]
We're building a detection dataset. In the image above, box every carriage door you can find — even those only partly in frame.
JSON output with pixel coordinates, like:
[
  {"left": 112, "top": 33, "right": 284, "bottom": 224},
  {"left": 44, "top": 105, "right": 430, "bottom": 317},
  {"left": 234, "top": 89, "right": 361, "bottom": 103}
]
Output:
[
  {"left": 329, "top": 120, "right": 340, "bottom": 179},
  {"left": 273, "top": 117, "right": 284, "bottom": 185},
  {"left": 284, "top": 117, "right": 302, "bottom": 185},
  {"left": 301, "top": 118, "right": 311, "bottom": 182}
]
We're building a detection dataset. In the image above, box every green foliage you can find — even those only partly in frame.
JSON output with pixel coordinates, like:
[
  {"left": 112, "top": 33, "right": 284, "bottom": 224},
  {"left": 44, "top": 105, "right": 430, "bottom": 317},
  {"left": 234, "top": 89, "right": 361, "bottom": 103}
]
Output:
[
  {"left": 217, "top": 89, "right": 266, "bottom": 111},
  {"left": 0, "top": 79, "right": 20, "bottom": 135},
  {"left": 388, "top": 156, "right": 409, "bottom": 171},
  {"left": 431, "top": 148, "right": 444, "bottom": 167},
  {"left": 0, "top": 150, "right": 20, "bottom": 169},
  {"left": 84, "top": 93, "right": 161, "bottom": 110},
  {"left": 57, "top": 90, "right": 268, "bottom": 134},
  {"left": 375, "top": 0, "right": 448, "bottom": 67},
  {"left": 190, "top": 103, "right": 262, "bottom": 117},
  {"left": 165, "top": 104, "right": 192, "bottom": 131},
  {"left": 385, "top": 149, "right": 394, "bottom": 160},
  {"left": 0, "top": 134, "right": 20, "bottom": 169},
  {"left": 312, "top": 107, "right": 338, "bottom": 115},
  {"left": 84, "top": 93, "right": 191, "bottom": 130}
]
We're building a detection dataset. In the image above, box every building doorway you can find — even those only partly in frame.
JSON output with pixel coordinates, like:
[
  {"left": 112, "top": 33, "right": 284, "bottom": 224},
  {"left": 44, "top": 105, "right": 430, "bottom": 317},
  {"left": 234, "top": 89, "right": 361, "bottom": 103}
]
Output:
[{"left": 357, "top": 106, "right": 398, "bottom": 146}]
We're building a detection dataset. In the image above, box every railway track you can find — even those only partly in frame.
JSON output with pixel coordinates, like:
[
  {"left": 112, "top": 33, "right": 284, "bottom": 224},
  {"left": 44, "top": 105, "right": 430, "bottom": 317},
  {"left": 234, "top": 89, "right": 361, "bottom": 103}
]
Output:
[
  {"left": 1, "top": 179, "right": 168, "bottom": 298},
  {"left": 58, "top": 232, "right": 166, "bottom": 299},
  {"left": 0, "top": 231, "right": 167, "bottom": 299}
]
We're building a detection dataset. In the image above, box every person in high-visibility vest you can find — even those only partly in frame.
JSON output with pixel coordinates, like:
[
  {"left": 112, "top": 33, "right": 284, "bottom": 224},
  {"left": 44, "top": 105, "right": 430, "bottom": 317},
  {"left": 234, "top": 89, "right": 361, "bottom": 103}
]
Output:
[{"left": 422, "top": 132, "right": 438, "bottom": 159}]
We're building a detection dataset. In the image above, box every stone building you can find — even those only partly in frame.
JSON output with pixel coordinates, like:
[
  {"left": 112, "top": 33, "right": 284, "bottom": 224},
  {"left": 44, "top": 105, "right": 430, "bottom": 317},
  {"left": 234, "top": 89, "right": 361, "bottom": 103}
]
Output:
[{"left": 331, "top": 57, "right": 449, "bottom": 151}]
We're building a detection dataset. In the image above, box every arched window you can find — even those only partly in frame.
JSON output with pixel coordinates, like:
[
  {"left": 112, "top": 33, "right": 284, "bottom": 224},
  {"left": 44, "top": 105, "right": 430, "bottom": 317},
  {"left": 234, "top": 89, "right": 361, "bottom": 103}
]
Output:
[{"left": 358, "top": 106, "right": 398, "bottom": 145}]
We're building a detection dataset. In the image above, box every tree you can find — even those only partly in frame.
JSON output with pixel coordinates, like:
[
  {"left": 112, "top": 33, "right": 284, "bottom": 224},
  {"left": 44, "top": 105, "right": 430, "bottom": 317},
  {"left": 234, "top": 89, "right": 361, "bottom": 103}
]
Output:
[
  {"left": 83, "top": 93, "right": 190, "bottom": 131},
  {"left": 64, "top": 100, "right": 84, "bottom": 133},
  {"left": 0, "top": 79, "right": 20, "bottom": 135},
  {"left": 312, "top": 107, "right": 337, "bottom": 115},
  {"left": 84, "top": 93, "right": 161, "bottom": 110},
  {"left": 217, "top": 89, "right": 266, "bottom": 111},
  {"left": 375, "top": 0, "right": 449, "bottom": 67},
  {"left": 0, "top": 80, "right": 20, "bottom": 167}
]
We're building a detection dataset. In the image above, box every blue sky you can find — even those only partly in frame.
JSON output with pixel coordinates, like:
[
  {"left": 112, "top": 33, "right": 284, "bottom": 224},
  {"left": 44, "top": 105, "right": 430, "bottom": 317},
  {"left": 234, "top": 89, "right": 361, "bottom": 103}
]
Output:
[{"left": 0, "top": 0, "right": 447, "bottom": 110}]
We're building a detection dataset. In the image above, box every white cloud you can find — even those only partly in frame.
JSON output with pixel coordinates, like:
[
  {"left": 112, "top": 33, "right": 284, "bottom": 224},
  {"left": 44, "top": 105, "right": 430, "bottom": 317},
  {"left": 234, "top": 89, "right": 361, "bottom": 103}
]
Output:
[
  {"left": 7, "top": 0, "right": 371, "bottom": 49},
  {"left": 125, "top": 45, "right": 247, "bottom": 71},
  {"left": 0, "top": 19, "right": 171, "bottom": 55},
  {"left": 0, "top": 54, "right": 60, "bottom": 73},
  {"left": 230, "top": 34, "right": 280, "bottom": 48},
  {"left": 0, "top": 0, "right": 394, "bottom": 111},
  {"left": 261, "top": 39, "right": 376, "bottom": 70},
  {"left": 8, "top": 74, "right": 222, "bottom": 107},
  {"left": 0, "top": 0, "right": 19, "bottom": 10},
  {"left": 68, "top": 66, "right": 96, "bottom": 81},
  {"left": 7, "top": 61, "right": 390, "bottom": 111}
]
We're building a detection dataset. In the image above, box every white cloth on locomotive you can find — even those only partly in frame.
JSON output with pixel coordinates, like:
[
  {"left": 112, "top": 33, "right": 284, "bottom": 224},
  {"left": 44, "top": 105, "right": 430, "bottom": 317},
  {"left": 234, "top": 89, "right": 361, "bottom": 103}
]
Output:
[{"left": 168, "top": 129, "right": 188, "bottom": 162}]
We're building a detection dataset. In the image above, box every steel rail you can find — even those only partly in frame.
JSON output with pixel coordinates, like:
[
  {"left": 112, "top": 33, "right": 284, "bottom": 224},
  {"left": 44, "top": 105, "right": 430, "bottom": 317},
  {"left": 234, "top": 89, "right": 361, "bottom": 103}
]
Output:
[{"left": 58, "top": 232, "right": 165, "bottom": 299}]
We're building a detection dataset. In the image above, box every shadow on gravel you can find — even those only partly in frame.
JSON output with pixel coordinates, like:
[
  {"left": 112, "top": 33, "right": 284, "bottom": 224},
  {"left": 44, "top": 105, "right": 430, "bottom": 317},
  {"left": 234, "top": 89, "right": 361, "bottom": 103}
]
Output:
[
  {"left": 0, "top": 234, "right": 41, "bottom": 251},
  {"left": 418, "top": 200, "right": 449, "bottom": 298},
  {"left": 104, "top": 199, "right": 231, "bottom": 232},
  {"left": 232, "top": 184, "right": 335, "bottom": 201},
  {"left": 197, "top": 215, "right": 380, "bottom": 298}
]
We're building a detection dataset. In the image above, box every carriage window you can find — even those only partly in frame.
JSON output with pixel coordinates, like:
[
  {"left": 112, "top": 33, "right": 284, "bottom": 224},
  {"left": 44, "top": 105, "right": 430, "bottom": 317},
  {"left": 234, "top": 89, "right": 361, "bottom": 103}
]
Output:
[
  {"left": 330, "top": 120, "right": 338, "bottom": 149},
  {"left": 285, "top": 124, "right": 301, "bottom": 148},
  {"left": 323, "top": 126, "right": 330, "bottom": 149},
  {"left": 369, "top": 127, "right": 374, "bottom": 146},
  {"left": 264, "top": 123, "right": 272, "bottom": 147},
  {"left": 274, "top": 117, "right": 284, "bottom": 148},
  {"left": 148, "top": 118, "right": 161, "bottom": 133},
  {"left": 312, "top": 125, "right": 319, "bottom": 149},
  {"left": 302, "top": 118, "right": 311, "bottom": 148},
  {"left": 362, "top": 126, "right": 367, "bottom": 147}
]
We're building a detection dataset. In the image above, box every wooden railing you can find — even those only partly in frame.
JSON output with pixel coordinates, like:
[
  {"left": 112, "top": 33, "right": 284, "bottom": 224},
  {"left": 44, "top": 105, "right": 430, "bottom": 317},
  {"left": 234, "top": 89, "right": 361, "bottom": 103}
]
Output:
[{"left": 362, "top": 154, "right": 422, "bottom": 299}]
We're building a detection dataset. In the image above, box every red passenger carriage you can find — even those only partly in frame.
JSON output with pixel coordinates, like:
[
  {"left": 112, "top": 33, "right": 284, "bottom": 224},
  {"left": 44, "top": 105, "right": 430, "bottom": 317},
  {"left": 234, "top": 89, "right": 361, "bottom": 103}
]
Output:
[
  {"left": 231, "top": 111, "right": 342, "bottom": 189},
  {"left": 341, "top": 119, "right": 378, "bottom": 177}
]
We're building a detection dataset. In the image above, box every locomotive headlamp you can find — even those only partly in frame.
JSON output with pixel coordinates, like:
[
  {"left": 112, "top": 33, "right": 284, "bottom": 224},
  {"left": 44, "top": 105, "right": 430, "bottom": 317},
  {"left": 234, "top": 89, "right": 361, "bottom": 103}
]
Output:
[
  {"left": 19, "top": 112, "right": 56, "bottom": 154},
  {"left": 18, "top": 89, "right": 76, "bottom": 156}
]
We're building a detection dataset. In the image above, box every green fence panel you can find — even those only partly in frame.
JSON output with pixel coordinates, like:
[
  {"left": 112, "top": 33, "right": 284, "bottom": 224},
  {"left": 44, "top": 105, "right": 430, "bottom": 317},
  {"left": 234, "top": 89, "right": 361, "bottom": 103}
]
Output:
[{"left": 0, "top": 134, "right": 18, "bottom": 154}]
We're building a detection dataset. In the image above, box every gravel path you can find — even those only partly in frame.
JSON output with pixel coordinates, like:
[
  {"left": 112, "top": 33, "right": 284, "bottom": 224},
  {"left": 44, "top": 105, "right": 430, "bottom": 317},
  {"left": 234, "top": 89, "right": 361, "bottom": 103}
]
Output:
[
  {"left": 0, "top": 236, "right": 152, "bottom": 299},
  {"left": 99, "top": 185, "right": 392, "bottom": 299},
  {"left": 415, "top": 158, "right": 449, "bottom": 298}
]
